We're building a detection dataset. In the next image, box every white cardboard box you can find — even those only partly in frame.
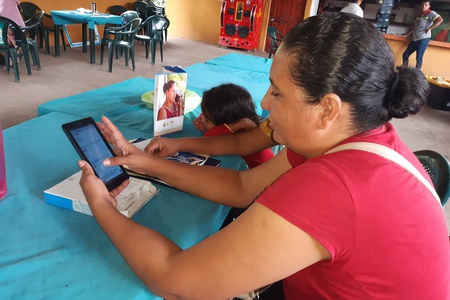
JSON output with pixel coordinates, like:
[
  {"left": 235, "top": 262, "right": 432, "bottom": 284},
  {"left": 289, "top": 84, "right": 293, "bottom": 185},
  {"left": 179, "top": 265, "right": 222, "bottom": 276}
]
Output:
[{"left": 44, "top": 171, "right": 158, "bottom": 218}]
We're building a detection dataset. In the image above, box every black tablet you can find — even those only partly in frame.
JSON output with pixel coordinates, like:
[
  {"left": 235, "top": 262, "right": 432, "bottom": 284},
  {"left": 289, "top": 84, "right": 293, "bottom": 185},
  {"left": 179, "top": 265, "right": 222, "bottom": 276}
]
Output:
[{"left": 62, "top": 117, "right": 129, "bottom": 191}]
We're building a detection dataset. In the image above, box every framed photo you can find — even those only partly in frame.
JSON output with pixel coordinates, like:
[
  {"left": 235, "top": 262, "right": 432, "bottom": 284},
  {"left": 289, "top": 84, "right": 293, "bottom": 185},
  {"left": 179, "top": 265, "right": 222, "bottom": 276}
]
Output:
[{"left": 153, "top": 66, "right": 187, "bottom": 136}]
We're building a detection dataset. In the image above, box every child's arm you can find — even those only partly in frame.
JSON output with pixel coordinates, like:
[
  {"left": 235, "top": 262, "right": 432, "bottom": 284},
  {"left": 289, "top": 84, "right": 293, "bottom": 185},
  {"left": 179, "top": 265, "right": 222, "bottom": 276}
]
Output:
[
  {"left": 145, "top": 120, "right": 276, "bottom": 158},
  {"left": 225, "top": 118, "right": 257, "bottom": 133}
]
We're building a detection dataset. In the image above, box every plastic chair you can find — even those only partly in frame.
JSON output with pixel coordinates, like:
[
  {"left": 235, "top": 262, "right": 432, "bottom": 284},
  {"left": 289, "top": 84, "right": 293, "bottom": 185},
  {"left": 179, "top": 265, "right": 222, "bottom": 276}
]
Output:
[
  {"left": 104, "top": 5, "right": 129, "bottom": 36},
  {"left": 107, "top": 5, "right": 128, "bottom": 16},
  {"left": 0, "top": 16, "right": 32, "bottom": 82},
  {"left": 103, "top": 10, "right": 140, "bottom": 37},
  {"left": 135, "top": 15, "right": 169, "bottom": 64},
  {"left": 146, "top": 0, "right": 168, "bottom": 41},
  {"left": 42, "top": 12, "right": 67, "bottom": 55},
  {"left": 19, "top": 10, "right": 45, "bottom": 70},
  {"left": 133, "top": 1, "right": 151, "bottom": 26},
  {"left": 100, "top": 17, "right": 142, "bottom": 72},
  {"left": 267, "top": 26, "right": 283, "bottom": 58},
  {"left": 103, "top": 10, "right": 140, "bottom": 58},
  {"left": 133, "top": 1, "right": 151, "bottom": 36},
  {"left": 414, "top": 150, "right": 450, "bottom": 206},
  {"left": 18, "top": 1, "right": 43, "bottom": 47}
]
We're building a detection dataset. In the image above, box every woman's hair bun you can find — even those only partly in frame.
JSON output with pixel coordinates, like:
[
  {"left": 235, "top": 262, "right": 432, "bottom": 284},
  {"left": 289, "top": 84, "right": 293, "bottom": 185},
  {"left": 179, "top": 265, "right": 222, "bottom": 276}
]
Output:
[{"left": 384, "top": 66, "right": 429, "bottom": 119}]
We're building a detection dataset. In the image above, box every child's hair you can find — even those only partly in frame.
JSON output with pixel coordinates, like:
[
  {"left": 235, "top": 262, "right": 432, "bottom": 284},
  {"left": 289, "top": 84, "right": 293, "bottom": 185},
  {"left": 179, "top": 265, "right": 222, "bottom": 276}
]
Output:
[{"left": 201, "top": 83, "right": 260, "bottom": 126}]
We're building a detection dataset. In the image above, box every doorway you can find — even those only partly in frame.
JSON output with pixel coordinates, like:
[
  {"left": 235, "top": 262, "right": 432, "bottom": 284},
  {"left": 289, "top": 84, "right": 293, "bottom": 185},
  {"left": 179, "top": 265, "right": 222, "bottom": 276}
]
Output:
[{"left": 264, "top": 0, "right": 307, "bottom": 53}]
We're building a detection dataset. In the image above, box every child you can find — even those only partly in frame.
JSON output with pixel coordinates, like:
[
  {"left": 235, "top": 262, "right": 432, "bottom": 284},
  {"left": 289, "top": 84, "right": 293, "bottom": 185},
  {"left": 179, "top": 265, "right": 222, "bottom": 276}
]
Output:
[{"left": 193, "top": 83, "right": 273, "bottom": 169}]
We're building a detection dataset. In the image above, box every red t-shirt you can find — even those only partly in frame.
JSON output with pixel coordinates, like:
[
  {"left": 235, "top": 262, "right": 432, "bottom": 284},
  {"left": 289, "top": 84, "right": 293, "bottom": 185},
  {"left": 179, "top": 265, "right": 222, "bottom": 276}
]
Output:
[
  {"left": 257, "top": 123, "right": 450, "bottom": 299},
  {"left": 204, "top": 124, "right": 273, "bottom": 168}
]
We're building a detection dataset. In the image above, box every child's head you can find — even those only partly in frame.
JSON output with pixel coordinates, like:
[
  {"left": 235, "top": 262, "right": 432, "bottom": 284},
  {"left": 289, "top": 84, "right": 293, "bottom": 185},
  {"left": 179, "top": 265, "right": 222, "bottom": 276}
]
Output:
[{"left": 201, "top": 83, "right": 260, "bottom": 127}]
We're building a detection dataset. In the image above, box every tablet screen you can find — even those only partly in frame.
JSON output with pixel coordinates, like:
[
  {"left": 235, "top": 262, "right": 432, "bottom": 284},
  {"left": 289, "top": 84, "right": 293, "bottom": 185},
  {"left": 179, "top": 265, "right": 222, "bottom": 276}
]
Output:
[{"left": 69, "top": 123, "right": 124, "bottom": 183}]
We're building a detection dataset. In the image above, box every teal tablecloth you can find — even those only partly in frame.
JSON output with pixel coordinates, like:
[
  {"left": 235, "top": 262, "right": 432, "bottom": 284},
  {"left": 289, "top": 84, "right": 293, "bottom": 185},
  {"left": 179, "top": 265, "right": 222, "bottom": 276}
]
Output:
[
  {"left": 0, "top": 112, "right": 246, "bottom": 299},
  {"left": 51, "top": 10, "right": 122, "bottom": 29}
]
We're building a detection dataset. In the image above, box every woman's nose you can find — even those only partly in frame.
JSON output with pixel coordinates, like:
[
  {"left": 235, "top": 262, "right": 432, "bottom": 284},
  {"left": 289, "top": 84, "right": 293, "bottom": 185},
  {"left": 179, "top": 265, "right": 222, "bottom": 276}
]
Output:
[{"left": 261, "top": 91, "right": 271, "bottom": 111}]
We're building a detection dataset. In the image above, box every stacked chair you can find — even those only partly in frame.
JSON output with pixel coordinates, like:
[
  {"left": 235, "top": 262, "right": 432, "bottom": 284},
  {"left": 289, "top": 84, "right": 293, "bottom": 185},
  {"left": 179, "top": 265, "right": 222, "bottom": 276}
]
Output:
[
  {"left": 133, "top": 1, "right": 151, "bottom": 36},
  {"left": 135, "top": 0, "right": 169, "bottom": 41}
]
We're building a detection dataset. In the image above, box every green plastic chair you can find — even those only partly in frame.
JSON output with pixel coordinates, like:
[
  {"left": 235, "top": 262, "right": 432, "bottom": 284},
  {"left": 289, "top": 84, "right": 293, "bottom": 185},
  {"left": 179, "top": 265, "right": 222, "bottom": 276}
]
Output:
[
  {"left": 19, "top": 10, "right": 45, "bottom": 70},
  {"left": 267, "top": 26, "right": 283, "bottom": 59},
  {"left": 414, "top": 150, "right": 450, "bottom": 207},
  {"left": 0, "top": 16, "right": 32, "bottom": 82},
  {"left": 135, "top": 15, "right": 169, "bottom": 64},
  {"left": 100, "top": 17, "right": 142, "bottom": 72}
]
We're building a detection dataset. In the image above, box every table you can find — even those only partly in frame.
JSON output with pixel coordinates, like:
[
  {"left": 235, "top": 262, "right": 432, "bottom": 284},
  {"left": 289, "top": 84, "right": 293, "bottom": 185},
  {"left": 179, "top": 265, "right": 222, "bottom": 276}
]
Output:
[
  {"left": 51, "top": 10, "right": 122, "bottom": 64},
  {"left": 2, "top": 54, "right": 280, "bottom": 299},
  {"left": 0, "top": 111, "right": 246, "bottom": 299}
]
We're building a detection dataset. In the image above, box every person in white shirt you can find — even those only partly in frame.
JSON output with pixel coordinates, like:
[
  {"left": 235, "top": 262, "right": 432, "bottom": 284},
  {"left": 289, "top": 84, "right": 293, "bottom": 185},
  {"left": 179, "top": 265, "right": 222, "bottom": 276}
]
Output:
[{"left": 341, "top": 0, "right": 364, "bottom": 18}]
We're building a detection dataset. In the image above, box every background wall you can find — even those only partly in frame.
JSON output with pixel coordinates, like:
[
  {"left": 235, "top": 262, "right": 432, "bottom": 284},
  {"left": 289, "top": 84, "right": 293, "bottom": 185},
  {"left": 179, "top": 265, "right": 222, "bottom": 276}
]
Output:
[{"left": 165, "top": 0, "right": 222, "bottom": 45}]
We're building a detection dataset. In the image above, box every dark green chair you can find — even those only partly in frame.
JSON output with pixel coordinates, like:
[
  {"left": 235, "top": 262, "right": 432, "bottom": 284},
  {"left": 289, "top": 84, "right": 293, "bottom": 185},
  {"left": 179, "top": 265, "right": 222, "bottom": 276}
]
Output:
[
  {"left": 104, "top": 5, "right": 129, "bottom": 36},
  {"left": 0, "top": 16, "right": 32, "bottom": 82},
  {"left": 100, "top": 17, "right": 142, "bottom": 72},
  {"left": 267, "top": 26, "right": 283, "bottom": 59},
  {"left": 107, "top": 5, "right": 128, "bottom": 16},
  {"left": 19, "top": 2, "right": 43, "bottom": 47},
  {"left": 42, "top": 12, "right": 67, "bottom": 56},
  {"left": 414, "top": 150, "right": 450, "bottom": 206},
  {"left": 19, "top": 10, "right": 45, "bottom": 70},
  {"left": 135, "top": 15, "right": 169, "bottom": 64}
]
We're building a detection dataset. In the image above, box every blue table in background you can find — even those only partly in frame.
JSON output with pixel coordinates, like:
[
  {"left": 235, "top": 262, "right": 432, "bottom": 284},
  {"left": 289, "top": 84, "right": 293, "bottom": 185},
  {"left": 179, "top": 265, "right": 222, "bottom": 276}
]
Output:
[{"left": 51, "top": 10, "right": 122, "bottom": 63}]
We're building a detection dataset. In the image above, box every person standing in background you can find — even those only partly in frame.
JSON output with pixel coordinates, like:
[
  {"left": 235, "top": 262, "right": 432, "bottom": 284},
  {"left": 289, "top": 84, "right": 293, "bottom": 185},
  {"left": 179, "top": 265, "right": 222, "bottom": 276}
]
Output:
[
  {"left": 0, "top": 0, "right": 25, "bottom": 66},
  {"left": 340, "top": 0, "right": 364, "bottom": 18},
  {"left": 402, "top": 0, "right": 442, "bottom": 69}
]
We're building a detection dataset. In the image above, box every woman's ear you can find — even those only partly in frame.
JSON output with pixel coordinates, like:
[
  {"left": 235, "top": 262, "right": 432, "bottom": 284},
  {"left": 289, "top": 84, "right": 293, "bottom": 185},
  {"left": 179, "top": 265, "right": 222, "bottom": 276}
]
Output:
[{"left": 317, "top": 93, "right": 342, "bottom": 130}]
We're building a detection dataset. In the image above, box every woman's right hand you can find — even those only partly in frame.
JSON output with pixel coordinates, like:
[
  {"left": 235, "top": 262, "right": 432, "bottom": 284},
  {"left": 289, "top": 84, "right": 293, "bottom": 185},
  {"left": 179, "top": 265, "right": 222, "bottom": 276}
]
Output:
[
  {"left": 144, "top": 137, "right": 180, "bottom": 157},
  {"left": 97, "top": 116, "right": 140, "bottom": 158}
]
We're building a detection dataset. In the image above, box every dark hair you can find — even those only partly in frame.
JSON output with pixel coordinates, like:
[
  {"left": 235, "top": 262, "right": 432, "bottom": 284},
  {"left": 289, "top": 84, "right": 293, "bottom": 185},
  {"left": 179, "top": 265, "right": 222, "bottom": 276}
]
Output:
[
  {"left": 281, "top": 12, "right": 429, "bottom": 133},
  {"left": 201, "top": 83, "right": 260, "bottom": 126},
  {"left": 163, "top": 80, "right": 175, "bottom": 93}
]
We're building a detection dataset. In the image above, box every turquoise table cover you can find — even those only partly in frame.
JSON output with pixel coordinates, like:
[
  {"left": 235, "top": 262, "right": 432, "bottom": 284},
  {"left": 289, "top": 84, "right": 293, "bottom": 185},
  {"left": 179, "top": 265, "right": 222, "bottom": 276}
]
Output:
[
  {"left": 0, "top": 111, "right": 246, "bottom": 299},
  {"left": 51, "top": 10, "right": 122, "bottom": 29},
  {"left": 205, "top": 53, "right": 273, "bottom": 74}
]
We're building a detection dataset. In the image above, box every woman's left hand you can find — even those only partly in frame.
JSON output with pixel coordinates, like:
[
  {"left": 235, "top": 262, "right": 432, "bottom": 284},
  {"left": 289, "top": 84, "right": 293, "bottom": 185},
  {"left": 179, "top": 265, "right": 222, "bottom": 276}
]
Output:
[{"left": 78, "top": 160, "right": 129, "bottom": 210}]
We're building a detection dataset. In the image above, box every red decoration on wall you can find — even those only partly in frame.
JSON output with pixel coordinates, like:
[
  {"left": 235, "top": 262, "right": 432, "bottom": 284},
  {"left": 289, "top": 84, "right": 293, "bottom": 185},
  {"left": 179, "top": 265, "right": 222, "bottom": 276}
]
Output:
[{"left": 219, "top": 0, "right": 264, "bottom": 51}]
